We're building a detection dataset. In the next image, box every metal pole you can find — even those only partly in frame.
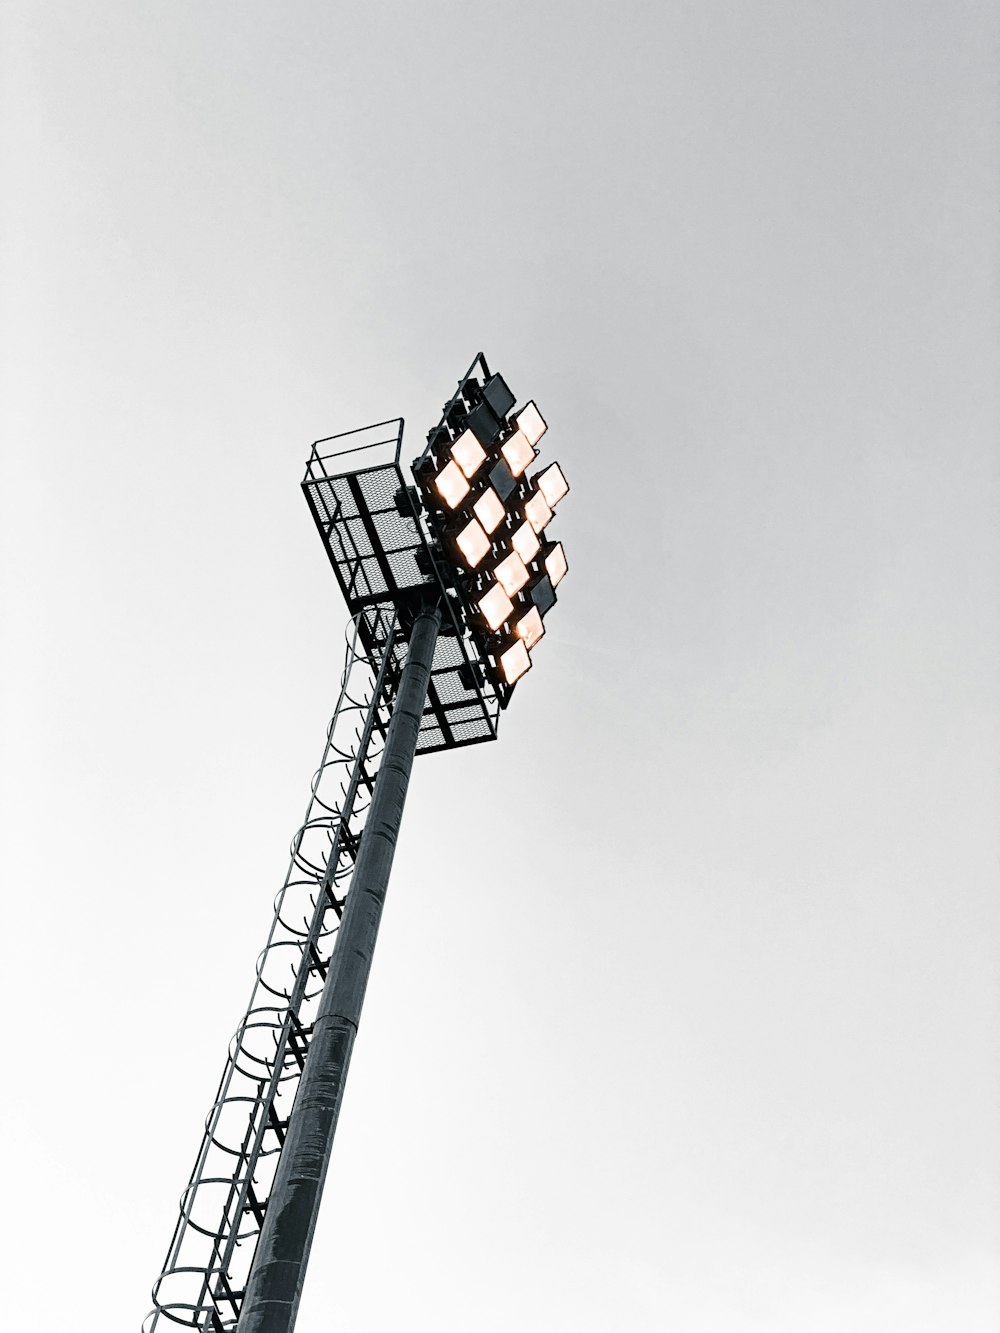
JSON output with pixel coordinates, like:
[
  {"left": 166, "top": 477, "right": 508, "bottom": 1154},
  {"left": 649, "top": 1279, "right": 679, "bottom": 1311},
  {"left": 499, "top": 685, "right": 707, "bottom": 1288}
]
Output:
[{"left": 236, "top": 604, "right": 442, "bottom": 1333}]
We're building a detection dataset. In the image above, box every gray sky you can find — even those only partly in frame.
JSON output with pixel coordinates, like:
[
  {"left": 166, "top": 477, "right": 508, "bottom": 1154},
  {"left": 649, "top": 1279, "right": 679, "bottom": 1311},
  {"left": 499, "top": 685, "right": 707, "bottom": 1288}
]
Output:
[{"left": 2, "top": 3, "right": 998, "bottom": 1330}]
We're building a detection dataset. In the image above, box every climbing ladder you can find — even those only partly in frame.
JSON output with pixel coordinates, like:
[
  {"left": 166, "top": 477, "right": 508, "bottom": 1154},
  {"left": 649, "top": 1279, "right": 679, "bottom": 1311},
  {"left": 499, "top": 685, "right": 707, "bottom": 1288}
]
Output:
[{"left": 144, "top": 608, "right": 399, "bottom": 1332}]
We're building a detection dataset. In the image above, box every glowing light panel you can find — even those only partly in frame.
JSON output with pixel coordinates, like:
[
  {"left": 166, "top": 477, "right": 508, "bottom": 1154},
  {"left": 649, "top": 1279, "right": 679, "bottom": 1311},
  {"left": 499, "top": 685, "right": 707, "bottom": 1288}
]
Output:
[
  {"left": 515, "top": 401, "right": 547, "bottom": 446},
  {"left": 452, "top": 429, "right": 488, "bottom": 479},
  {"left": 537, "top": 462, "right": 569, "bottom": 508},
  {"left": 455, "top": 518, "right": 490, "bottom": 568},
  {"left": 544, "top": 541, "right": 568, "bottom": 587},
  {"left": 500, "top": 639, "right": 531, "bottom": 684},
  {"left": 435, "top": 460, "right": 470, "bottom": 509},
  {"left": 479, "top": 582, "right": 514, "bottom": 631},
  {"left": 473, "top": 487, "right": 505, "bottom": 535},
  {"left": 494, "top": 551, "right": 529, "bottom": 597},
  {"left": 524, "top": 491, "right": 553, "bottom": 533},
  {"left": 511, "top": 520, "right": 540, "bottom": 564},
  {"left": 515, "top": 606, "right": 545, "bottom": 649},
  {"left": 500, "top": 430, "right": 535, "bottom": 478}
]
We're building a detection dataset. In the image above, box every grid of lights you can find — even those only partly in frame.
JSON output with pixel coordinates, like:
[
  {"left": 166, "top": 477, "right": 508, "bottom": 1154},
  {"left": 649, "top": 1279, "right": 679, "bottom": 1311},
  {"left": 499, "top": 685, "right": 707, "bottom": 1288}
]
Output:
[{"left": 414, "top": 371, "right": 570, "bottom": 695}]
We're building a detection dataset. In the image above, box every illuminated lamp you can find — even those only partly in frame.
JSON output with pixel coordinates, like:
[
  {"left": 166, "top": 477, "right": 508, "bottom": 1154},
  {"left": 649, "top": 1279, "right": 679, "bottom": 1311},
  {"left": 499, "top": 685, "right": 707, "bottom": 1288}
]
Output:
[
  {"left": 499, "top": 638, "right": 531, "bottom": 685},
  {"left": 494, "top": 551, "right": 530, "bottom": 597},
  {"left": 511, "top": 520, "right": 540, "bottom": 564},
  {"left": 527, "top": 572, "right": 557, "bottom": 617},
  {"left": 482, "top": 373, "right": 515, "bottom": 419},
  {"left": 473, "top": 487, "right": 505, "bottom": 535},
  {"left": 500, "top": 429, "right": 535, "bottom": 479},
  {"left": 452, "top": 429, "right": 487, "bottom": 479},
  {"left": 488, "top": 457, "right": 517, "bottom": 503},
  {"left": 524, "top": 490, "right": 553, "bottom": 533},
  {"left": 534, "top": 462, "right": 569, "bottom": 508},
  {"left": 514, "top": 401, "right": 547, "bottom": 447},
  {"left": 478, "top": 582, "right": 514, "bottom": 632},
  {"left": 434, "top": 460, "right": 470, "bottom": 509},
  {"left": 515, "top": 606, "right": 545, "bottom": 649},
  {"left": 542, "top": 540, "right": 568, "bottom": 588},
  {"left": 454, "top": 517, "right": 491, "bottom": 569}
]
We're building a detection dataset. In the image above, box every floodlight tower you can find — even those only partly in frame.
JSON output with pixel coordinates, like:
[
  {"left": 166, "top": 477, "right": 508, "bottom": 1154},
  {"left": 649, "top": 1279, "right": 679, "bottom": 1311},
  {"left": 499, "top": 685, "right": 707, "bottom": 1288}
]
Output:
[{"left": 143, "top": 355, "right": 570, "bottom": 1333}]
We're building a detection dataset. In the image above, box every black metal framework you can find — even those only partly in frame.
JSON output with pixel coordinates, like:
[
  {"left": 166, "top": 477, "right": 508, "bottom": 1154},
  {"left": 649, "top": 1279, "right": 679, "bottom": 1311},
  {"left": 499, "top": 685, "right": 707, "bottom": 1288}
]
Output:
[
  {"left": 144, "top": 355, "right": 568, "bottom": 1333},
  {"left": 301, "top": 418, "right": 504, "bottom": 752}
]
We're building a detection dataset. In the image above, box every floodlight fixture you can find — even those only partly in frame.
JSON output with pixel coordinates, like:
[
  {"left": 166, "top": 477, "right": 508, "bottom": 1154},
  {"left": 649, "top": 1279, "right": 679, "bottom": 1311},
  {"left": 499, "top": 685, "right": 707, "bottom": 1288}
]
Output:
[
  {"left": 452, "top": 428, "right": 488, "bottom": 479},
  {"left": 473, "top": 486, "right": 506, "bottom": 535},
  {"left": 479, "top": 581, "right": 515, "bottom": 631},
  {"left": 482, "top": 372, "right": 516, "bottom": 419},
  {"left": 499, "top": 637, "right": 531, "bottom": 684},
  {"left": 488, "top": 457, "right": 518, "bottom": 503},
  {"left": 455, "top": 517, "right": 491, "bottom": 569},
  {"left": 528, "top": 571, "right": 557, "bottom": 617},
  {"left": 535, "top": 461, "right": 569, "bottom": 508},
  {"left": 543, "top": 540, "right": 568, "bottom": 589},
  {"left": 515, "top": 605, "right": 545, "bottom": 649},
  {"left": 466, "top": 399, "right": 504, "bottom": 445},
  {"left": 511, "top": 519, "right": 541, "bottom": 564},
  {"left": 500, "top": 429, "right": 536, "bottom": 479},
  {"left": 435, "top": 459, "right": 471, "bottom": 508},
  {"left": 524, "top": 490, "right": 553, "bottom": 534},
  {"left": 494, "top": 550, "right": 530, "bottom": 597},
  {"left": 515, "top": 400, "right": 547, "bottom": 446}
]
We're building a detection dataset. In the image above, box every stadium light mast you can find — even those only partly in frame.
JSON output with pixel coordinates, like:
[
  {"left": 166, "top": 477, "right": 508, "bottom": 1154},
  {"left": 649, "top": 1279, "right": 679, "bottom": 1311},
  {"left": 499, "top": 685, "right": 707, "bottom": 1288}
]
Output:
[{"left": 143, "top": 354, "right": 570, "bottom": 1333}]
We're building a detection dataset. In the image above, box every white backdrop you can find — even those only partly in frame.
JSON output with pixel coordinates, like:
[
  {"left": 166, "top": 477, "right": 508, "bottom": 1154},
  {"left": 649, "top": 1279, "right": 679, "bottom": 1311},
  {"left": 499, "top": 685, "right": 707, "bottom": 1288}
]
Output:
[{"left": 1, "top": 3, "right": 998, "bottom": 1330}]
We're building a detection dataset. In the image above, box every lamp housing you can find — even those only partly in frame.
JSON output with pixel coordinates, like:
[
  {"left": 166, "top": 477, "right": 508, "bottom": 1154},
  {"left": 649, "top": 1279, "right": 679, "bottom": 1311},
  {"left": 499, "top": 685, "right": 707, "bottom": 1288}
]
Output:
[
  {"left": 452, "top": 429, "right": 488, "bottom": 479},
  {"left": 434, "top": 460, "right": 471, "bottom": 510},
  {"left": 514, "top": 401, "right": 547, "bottom": 447},
  {"left": 524, "top": 490, "right": 553, "bottom": 533},
  {"left": 527, "top": 572, "right": 557, "bottom": 617},
  {"left": 483, "top": 373, "right": 515, "bottom": 419},
  {"left": 534, "top": 461, "right": 569, "bottom": 508},
  {"left": 478, "top": 582, "right": 514, "bottom": 632},
  {"left": 498, "top": 638, "right": 531, "bottom": 685},
  {"left": 542, "top": 540, "right": 568, "bottom": 588}
]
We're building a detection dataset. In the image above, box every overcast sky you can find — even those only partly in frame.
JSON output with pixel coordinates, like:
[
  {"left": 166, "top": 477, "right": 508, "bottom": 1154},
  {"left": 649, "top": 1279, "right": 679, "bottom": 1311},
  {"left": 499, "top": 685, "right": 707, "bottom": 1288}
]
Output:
[{"left": 2, "top": 3, "right": 998, "bottom": 1331}]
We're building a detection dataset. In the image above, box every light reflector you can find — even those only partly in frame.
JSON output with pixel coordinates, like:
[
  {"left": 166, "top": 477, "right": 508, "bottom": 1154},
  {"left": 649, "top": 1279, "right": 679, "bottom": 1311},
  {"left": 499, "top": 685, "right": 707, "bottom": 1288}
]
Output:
[
  {"left": 515, "top": 401, "right": 547, "bottom": 447},
  {"left": 452, "top": 429, "right": 488, "bottom": 479},
  {"left": 499, "top": 639, "right": 531, "bottom": 685},
  {"left": 434, "top": 460, "right": 470, "bottom": 509},
  {"left": 511, "top": 520, "right": 540, "bottom": 564},
  {"left": 455, "top": 517, "right": 490, "bottom": 568},
  {"left": 536, "top": 462, "right": 569, "bottom": 508},
  {"left": 515, "top": 606, "right": 545, "bottom": 649},
  {"left": 524, "top": 490, "right": 553, "bottom": 533},
  {"left": 543, "top": 541, "right": 568, "bottom": 588},
  {"left": 473, "top": 487, "right": 505, "bottom": 534},
  {"left": 500, "top": 430, "right": 535, "bottom": 478},
  {"left": 494, "top": 551, "right": 529, "bottom": 597},
  {"left": 479, "top": 582, "right": 514, "bottom": 631}
]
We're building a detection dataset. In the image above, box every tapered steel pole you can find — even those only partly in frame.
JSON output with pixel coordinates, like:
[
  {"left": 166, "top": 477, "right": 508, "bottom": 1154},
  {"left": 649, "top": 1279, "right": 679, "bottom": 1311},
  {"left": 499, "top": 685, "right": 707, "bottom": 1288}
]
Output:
[{"left": 236, "top": 604, "right": 442, "bottom": 1333}]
